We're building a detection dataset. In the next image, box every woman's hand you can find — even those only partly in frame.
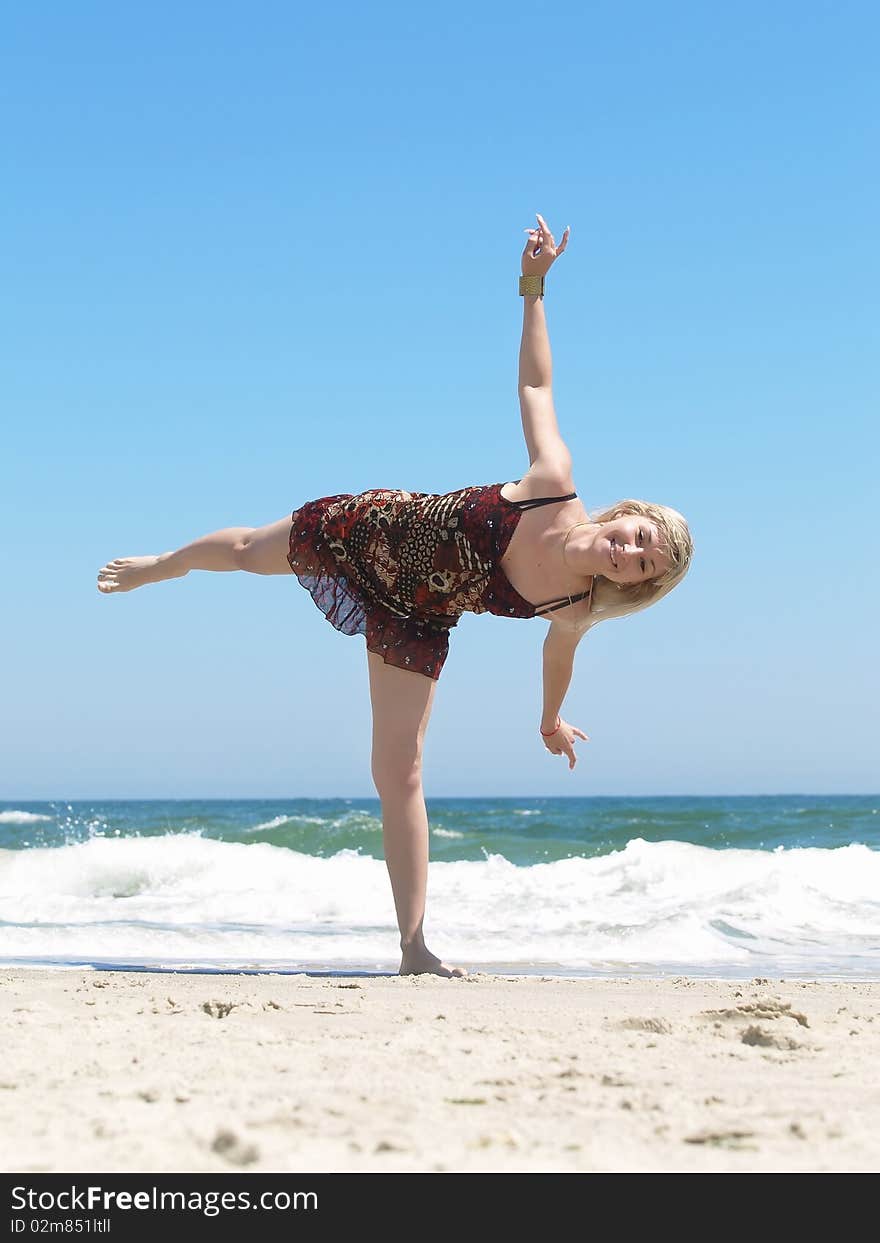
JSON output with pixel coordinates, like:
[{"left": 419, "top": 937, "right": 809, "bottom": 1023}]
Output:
[
  {"left": 522, "top": 213, "right": 570, "bottom": 278},
  {"left": 540, "top": 716, "right": 590, "bottom": 770}
]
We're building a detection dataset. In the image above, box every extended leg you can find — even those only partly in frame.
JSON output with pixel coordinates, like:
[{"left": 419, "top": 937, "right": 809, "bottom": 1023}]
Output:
[
  {"left": 97, "top": 514, "right": 297, "bottom": 593},
  {"left": 367, "top": 650, "right": 466, "bottom": 978}
]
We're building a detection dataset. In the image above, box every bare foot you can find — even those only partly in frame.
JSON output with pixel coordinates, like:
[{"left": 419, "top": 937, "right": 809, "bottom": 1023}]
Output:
[
  {"left": 399, "top": 943, "right": 467, "bottom": 978},
  {"left": 97, "top": 553, "right": 184, "bottom": 593}
]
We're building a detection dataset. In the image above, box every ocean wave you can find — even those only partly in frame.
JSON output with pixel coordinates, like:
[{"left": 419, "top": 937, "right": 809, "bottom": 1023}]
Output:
[
  {"left": 247, "top": 815, "right": 293, "bottom": 832},
  {"left": 245, "top": 810, "right": 379, "bottom": 834},
  {"left": 1, "top": 833, "right": 879, "bottom": 973},
  {"left": 0, "top": 811, "right": 53, "bottom": 825}
]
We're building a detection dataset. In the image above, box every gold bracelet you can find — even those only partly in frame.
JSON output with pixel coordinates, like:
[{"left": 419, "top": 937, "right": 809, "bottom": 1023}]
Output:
[{"left": 519, "top": 273, "right": 545, "bottom": 297}]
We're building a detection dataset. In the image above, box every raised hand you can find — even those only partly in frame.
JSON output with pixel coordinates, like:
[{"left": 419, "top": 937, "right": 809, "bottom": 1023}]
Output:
[{"left": 522, "top": 213, "right": 571, "bottom": 277}]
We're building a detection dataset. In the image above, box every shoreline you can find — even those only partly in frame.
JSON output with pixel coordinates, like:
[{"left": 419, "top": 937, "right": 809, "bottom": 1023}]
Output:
[
  {"left": 3, "top": 957, "right": 879, "bottom": 982},
  {"left": 3, "top": 969, "right": 879, "bottom": 1173}
]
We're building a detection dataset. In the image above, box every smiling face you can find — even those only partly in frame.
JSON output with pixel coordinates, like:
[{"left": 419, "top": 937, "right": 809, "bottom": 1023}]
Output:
[{"left": 598, "top": 515, "right": 671, "bottom": 585}]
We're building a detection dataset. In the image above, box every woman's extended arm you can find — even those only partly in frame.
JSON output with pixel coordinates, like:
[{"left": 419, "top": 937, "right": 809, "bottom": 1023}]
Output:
[
  {"left": 518, "top": 215, "right": 572, "bottom": 468},
  {"left": 541, "top": 626, "right": 576, "bottom": 730},
  {"left": 518, "top": 294, "right": 553, "bottom": 388},
  {"left": 540, "top": 624, "right": 590, "bottom": 770},
  {"left": 518, "top": 298, "right": 571, "bottom": 469}
]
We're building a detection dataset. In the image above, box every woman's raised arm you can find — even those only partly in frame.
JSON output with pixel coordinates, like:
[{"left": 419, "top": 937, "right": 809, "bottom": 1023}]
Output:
[{"left": 518, "top": 215, "right": 572, "bottom": 470}]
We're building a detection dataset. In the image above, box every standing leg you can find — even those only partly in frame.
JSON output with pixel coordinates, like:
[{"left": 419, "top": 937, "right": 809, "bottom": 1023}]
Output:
[
  {"left": 97, "top": 514, "right": 299, "bottom": 593},
  {"left": 367, "top": 650, "right": 466, "bottom": 978}
]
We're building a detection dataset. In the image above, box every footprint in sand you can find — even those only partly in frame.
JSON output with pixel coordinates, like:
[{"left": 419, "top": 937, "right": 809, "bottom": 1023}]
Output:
[
  {"left": 202, "top": 1000, "right": 239, "bottom": 1019},
  {"left": 615, "top": 1016, "right": 673, "bottom": 1035},
  {"left": 740, "top": 1024, "right": 804, "bottom": 1050},
  {"left": 211, "top": 1129, "right": 259, "bottom": 1166},
  {"left": 700, "top": 1000, "right": 809, "bottom": 1028}
]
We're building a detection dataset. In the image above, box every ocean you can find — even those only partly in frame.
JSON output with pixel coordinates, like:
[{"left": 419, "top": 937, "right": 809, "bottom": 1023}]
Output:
[{"left": 1, "top": 796, "right": 878, "bottom": 978}]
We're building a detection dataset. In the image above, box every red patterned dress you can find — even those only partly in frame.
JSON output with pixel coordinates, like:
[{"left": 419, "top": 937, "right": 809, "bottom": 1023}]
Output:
[{"left": 287, "top": 481, "right": 593, "bottom": 679}]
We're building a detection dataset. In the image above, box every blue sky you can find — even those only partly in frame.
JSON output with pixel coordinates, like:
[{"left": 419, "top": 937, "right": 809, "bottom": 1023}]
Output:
[{"left": 3, "top": 1, "right": 877, "bottom": 798}]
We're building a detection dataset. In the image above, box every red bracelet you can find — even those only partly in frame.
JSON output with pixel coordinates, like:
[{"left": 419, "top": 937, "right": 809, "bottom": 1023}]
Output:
[{"left": 540, "top": 715, "right": 561, "bottom": 737}]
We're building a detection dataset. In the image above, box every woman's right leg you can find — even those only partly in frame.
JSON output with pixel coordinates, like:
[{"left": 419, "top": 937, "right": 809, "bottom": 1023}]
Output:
[
  {"left": 367, "top": 650, "right": 466, "bottom": 978},
  {"left": 97, "top": 514, "right": 300, "bottom": 593}
]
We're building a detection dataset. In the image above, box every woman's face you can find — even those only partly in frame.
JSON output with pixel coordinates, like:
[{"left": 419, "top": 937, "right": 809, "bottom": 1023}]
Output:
[{"left": 597, "top": 515, "right": 670, "bottom": 585}]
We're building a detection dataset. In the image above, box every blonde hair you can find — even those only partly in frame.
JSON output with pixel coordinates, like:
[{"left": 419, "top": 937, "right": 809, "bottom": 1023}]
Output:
[{"left": 584, "top": 499, "right": 694, "bottom": 630}]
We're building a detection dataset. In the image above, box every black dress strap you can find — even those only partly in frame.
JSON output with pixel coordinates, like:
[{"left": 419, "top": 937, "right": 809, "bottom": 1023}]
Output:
[
  {"left": 505, "top": 479, "right": 578, "bottom": 511},
  {"left": 533, "top": 589, "right": 593, "bottom": 616}
]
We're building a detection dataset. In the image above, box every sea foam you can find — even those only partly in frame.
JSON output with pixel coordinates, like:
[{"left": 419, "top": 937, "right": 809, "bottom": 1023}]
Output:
[{"left": 1, "top": 833, "right": 879, "bottom": 975}]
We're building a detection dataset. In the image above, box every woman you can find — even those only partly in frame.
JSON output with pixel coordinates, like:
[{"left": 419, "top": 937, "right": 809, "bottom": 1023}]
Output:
[{"left": 97, "top": 214, "right": 694, "bottom": 979}]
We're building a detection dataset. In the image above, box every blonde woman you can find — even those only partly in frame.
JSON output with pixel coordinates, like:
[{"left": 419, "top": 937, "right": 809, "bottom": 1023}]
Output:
[{"left": 97, "top": 214, "right": 694, "bottom": 979}]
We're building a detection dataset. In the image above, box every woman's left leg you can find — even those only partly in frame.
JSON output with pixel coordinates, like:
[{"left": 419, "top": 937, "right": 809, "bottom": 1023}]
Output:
[
  {"left": 367, "top": 650, "right": 466, "bottom": 978},
  {"left": 97, "top": 514, "right": 296, "bottom": 593}
]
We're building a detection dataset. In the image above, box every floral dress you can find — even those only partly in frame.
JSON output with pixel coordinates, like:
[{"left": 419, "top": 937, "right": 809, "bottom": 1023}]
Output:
[{"left": 288, "top": 481, "right": 592, "bottom": 679}]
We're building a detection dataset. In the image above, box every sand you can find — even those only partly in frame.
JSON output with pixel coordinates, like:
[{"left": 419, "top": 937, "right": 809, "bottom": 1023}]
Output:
[{"left": 2, "top": 970, "right": 878, "bottom": 1173}]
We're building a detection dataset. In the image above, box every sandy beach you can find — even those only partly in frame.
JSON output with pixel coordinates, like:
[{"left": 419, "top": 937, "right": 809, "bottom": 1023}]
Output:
[{"left": 2, "top": 970, "right": 878, "bottom": 1173}]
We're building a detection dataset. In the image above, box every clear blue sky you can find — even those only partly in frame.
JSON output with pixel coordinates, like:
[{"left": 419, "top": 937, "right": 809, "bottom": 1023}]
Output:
[{"left": 3, "top": 1, "right": 877, "bottom": 798}]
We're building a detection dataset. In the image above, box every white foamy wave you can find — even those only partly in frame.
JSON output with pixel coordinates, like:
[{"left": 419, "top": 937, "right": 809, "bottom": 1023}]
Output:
[
  {"left": 328, "top": 810, "right": 381, "bottom": 831},
  {"left": 513, "top": 809, "right": 541, "bottom": 816},
  {"left": 432, "top": 828, "right": 464, "bottom": 839},
  {"left": 246, "top": 811, "right": 379, "bottom": 834},
  {"left": 247, "top": 815, "right": 296, "bottom": 832},
  {"left": 1, "top": 835, "right": 879, "bottom": 974},
  {"left": 0, "top": 811, "right": 53, "bottom": 824}
]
